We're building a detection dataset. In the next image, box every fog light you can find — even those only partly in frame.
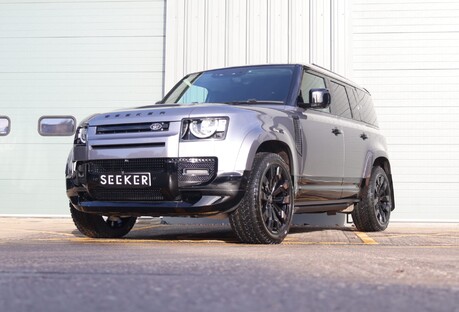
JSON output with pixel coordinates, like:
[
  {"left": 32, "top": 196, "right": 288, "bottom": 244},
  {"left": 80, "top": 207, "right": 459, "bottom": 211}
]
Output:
[{"left": 183, "top": 168, "right": 210, "bottom": 176}]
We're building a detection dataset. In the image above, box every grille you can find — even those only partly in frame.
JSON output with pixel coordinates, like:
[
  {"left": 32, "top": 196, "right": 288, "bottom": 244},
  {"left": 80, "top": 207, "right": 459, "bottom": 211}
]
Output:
[
  {"left": 82, "top": 157, "right": 217, "bottom": 201},
  {"left": 178, "top": 158, "right": 217, "bottom": 186},
  {"left": 96, "top": 122, "right": 169, "bottom": 135},
  {"left": 89, "top": 189, "right": 164, "bottom": 201},
  {"left": 87, "top": 158, "right": 169, "bottom": 173},
  {"left": 86, "top": 158, "right": 172, "bottom": 201}
]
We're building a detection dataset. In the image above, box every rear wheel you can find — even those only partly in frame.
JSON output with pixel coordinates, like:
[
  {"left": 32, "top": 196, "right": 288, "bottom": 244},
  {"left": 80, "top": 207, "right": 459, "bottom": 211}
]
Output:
[
  {"left": 229, "top": 153, "right": 294, "bottom": 244},
  {"left": 352, "top": 166, "right": 393, "bottom": 232},
  {"left": 70, "top": 204, "right": 137, "bottom": 238}
]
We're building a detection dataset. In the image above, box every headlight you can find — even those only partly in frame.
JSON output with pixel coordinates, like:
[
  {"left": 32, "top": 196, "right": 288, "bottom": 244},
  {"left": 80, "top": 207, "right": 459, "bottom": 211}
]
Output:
[
  {"left": 182, "top": 117, "right": 228, "bottom": 140},
  {"left": 74, "top": 126, "right": 88, "bottom": 145}
]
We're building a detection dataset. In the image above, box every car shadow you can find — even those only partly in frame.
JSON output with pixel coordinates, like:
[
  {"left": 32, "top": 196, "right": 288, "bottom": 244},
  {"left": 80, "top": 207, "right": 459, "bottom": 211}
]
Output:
[{"left": 71, "top": 223, "right": 356, "bottom": 244}]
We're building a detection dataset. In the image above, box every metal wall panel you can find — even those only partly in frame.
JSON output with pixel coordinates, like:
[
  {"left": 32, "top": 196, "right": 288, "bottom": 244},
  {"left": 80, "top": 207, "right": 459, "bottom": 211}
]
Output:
[
  {"left": 165, "top": 0, "right": 350, "bottom": 90},
  {"left": 351, "top": 0, "right": 459, "bottom": 221},
  {"left": 288, "top": 0, "right": 310, "bottom": 63},
  {"left": 0, "top": 0, "right": 166, "bottom": 215},
  {"left": 226, "top": 0, "right": 248, "bottom": 66}
]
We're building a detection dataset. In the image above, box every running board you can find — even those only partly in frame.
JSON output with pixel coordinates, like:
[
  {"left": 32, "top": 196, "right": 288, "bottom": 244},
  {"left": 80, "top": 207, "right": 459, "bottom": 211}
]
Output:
[{"left": 294, "top": 199, "right": 359, "bottom": 214}]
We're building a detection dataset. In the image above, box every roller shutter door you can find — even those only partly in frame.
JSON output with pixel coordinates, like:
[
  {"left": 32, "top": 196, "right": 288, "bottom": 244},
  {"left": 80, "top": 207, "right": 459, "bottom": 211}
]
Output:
[
  {"left": 0, "top": 0, "right": 165, "bottom": 215},
  {"left": 351, "top": 0, "right": 459, "bottom": 221}
]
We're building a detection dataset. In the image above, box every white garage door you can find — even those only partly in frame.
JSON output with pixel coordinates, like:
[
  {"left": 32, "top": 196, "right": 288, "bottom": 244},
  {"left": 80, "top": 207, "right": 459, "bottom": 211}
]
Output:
[
  {"left": 351, "top": 0, "right": 459, "bottom": 221},
  {"left": 0, "top": 0, "right": 165, "bottom": 215}
]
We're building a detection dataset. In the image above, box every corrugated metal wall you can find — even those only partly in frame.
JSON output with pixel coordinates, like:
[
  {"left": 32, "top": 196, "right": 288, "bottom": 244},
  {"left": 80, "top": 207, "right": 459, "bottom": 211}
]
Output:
[
  {"left": 164, "top": 0, "right": 350, "bottom": 91},
  {"left": 351, "top": 0, "right": 459, "bottom": 221}
]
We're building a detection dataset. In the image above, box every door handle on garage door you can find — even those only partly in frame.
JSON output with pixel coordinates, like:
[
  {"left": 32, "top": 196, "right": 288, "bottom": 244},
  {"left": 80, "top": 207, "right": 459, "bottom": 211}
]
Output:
[
  {"left": 331, "top": 128, "right": 342, "bottom": 136},
  {"left": 360, "top": 133, "right": 368, "bottom": 140}
]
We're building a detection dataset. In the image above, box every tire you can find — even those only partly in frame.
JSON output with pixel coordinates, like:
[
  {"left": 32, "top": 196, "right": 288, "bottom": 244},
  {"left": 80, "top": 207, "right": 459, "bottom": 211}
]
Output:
[
  {"left": 70, "top": 204, "right": 137, "bottom": 238},
  {"left": 229, "top": 153, "right": 294, "bottom": 244},
  {"left": 352, "top": 166, "right": 393, "bottom": 232}
]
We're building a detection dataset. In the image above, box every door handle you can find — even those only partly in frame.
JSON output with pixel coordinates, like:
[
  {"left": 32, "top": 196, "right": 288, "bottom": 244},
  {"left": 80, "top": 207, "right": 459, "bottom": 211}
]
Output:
[
  {"left": 332, "top": 128, "right": 342, "bottom": 136},
  {"left": 360, "top": 133, "right": 368, "bottom": 140}
]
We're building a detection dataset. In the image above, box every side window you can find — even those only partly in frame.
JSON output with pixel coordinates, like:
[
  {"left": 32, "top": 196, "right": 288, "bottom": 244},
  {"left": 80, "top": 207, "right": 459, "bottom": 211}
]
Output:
[
  {"left": 38, "top": 116, "right": 76, "bottom": 136},
  {"left": 356, "top": 90, "right": 378, "bottom": 126},
  {"left": 0, "top": 116, "right": 11, "bottom": 136},
  {"left": 299, "top": 71, "right": 328, "bottom": 112},
  {"left": 348, "top": 87, "right": 361, "bottom": 121},
  {"left": 330, "top": 82, "right": 352, "bottom": 119}
]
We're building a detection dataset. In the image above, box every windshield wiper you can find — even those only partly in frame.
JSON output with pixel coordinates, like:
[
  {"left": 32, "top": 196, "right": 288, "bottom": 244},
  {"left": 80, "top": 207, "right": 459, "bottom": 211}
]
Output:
[{"left": 223, "top": 99, "right": 284, "bottom": 105}]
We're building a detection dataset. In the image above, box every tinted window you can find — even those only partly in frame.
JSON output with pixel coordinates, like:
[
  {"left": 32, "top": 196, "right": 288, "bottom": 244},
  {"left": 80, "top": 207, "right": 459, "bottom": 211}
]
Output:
[
  {"left": 330, "top": 82, "right": 352, "bottom": 119},
  {"left": 356, "top": 90, "right": 378, "bottom": 126},
  {"left": 0, "top": 116, "right": 10, "bottom": 136},
  {"left": 299, "top": 71, "right": 326, "bottom": 102},
  {"left": 299, "top": 71, "right": 329, "bottom": 112},
  {"left": 38, "top": 116, "right": 76, "bottom": 136},
  {"left": 163, "top": 66, "right": 295, "bottom": 104},
  {"left": 348, "top": 87, "right": 361, "bottom": 121}
]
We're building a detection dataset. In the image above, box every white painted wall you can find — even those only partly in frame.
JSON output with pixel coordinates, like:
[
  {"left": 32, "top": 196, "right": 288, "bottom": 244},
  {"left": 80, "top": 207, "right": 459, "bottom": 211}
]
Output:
[
  {"left": 350, "top": 0, "right": 459, "bottom": 221},
  {"left": 0, "top": 0, "right": 165, "bottom": 215}
]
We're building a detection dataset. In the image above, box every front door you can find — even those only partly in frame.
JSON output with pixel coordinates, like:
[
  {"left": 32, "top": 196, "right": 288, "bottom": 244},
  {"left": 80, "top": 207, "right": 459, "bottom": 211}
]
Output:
[{"left": 295, "top": 70, "right": 345, "bottom": 202}]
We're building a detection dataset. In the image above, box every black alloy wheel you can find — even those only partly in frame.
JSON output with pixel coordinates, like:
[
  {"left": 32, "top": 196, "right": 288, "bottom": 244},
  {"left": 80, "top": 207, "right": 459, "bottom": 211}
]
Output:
[
  {"left": 373, "top": 171, "right": 392, "bottom": 226},
  {"left": 259, "top": 161, "right": 292, "bottom": 235},
  {"left": 352, "top": 166, "right": 393, "bottom": 232},
  {"left": 229, "top": 153, "right": 293, "bottom": 244}
]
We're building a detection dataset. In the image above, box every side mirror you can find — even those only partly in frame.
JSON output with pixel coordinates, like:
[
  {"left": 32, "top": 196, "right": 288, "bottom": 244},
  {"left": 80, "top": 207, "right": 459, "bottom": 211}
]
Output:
[
  {"left": 309, "top": 88, "right": 331, "bottom": 109},
  {"left": 297, "top": 88, "right": 331, "bottom": 109}
]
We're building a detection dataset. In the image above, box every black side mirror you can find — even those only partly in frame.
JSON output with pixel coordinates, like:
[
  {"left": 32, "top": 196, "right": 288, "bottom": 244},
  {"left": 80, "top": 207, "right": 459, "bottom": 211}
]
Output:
[{"left": 297, "top": 88, "right": 331, "bottom": 109}]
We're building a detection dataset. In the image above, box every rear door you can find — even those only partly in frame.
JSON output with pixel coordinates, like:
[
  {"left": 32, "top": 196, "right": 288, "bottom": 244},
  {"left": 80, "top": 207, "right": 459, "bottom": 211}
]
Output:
[{"left": 329, "top": 81, "right": 368, "bottom": 198}]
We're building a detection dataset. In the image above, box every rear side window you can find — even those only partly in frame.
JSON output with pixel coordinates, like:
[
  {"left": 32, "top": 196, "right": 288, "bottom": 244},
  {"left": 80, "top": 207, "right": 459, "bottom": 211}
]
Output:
[
  {"left": 330, "top": 82, "right": 352, "bottom": 119},
  {"left": 348, "top": 87, "right": 361, "bottom": 121},
  {"left": 355, "top": 90, "right": 378, "bottom": 126}
]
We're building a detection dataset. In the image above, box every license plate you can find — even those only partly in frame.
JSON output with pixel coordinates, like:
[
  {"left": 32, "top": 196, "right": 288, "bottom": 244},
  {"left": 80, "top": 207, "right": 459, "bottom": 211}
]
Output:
[{"left": 99, "top": 173, "right": 151, "bottom": 187}]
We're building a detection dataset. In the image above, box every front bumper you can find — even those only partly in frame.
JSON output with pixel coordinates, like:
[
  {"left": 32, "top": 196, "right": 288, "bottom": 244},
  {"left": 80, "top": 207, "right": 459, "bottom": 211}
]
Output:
[{"left": 67, "top": 157, "right": 248, "bottom": 217}]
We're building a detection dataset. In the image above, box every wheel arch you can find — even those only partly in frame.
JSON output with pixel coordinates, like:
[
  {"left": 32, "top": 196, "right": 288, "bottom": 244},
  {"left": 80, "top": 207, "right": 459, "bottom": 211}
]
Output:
[
  {"left": 256, "top": 140, "right": 294, "bottom": 174},
  {"left": 234, "top": 125, "right": 299, "bottom": 177},
  {"left": 363, "top": 156, "right": 395, "bottom": 211},
  {"left": 373, "top": 157, "right": 392, "bottom": 176}
]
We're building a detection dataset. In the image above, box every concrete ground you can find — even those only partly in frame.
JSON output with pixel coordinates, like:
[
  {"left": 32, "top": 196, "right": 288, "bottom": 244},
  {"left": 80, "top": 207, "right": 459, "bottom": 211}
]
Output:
[{"left": 0, "top": 217, "right": 458, "bottom": 312}]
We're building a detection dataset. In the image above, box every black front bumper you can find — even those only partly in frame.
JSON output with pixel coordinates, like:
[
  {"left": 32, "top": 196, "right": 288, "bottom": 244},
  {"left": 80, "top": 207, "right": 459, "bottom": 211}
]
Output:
[{"left": 67, "top": 157, "right": 248, "bottom": 217}]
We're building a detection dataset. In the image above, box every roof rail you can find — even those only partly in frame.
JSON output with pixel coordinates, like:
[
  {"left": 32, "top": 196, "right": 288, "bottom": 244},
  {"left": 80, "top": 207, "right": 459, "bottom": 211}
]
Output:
[{"left": 311, "top": 63, "right": 349, "bottom": 81}]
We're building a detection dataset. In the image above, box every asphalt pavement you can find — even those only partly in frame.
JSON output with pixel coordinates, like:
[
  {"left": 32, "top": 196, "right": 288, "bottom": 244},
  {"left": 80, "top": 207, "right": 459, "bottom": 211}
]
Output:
[{"left": 0, "top": 217, "right": 458, "bottom": 312}]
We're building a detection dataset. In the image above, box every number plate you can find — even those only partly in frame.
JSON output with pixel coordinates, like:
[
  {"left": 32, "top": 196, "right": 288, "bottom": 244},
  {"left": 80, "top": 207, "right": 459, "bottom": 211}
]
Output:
[{"left": 99, "top": 173, "right": 151, "bottom": 187}]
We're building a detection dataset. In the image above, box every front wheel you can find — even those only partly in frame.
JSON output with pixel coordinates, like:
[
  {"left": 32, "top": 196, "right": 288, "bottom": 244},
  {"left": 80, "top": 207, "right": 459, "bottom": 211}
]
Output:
[
  {"left": 70, "top": 204, "right": 137, "bottom": 238},
  {"left": 229, "top": 153, "right": 294, "bottom": 244},
  {"left": 352, "top": 166, "right": 393, "bottom": 232}
]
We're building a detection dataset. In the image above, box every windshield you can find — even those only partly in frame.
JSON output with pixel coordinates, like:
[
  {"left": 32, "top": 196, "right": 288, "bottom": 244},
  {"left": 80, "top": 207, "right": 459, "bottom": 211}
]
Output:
[{"left": 162, "top": 66, "right": 295, "bottom": 104}]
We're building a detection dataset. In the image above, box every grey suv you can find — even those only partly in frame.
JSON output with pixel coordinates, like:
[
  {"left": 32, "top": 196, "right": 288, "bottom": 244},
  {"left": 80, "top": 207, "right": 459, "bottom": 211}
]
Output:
[{"left": 66, "top": 64, "right": 395, "bottom": 244}]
